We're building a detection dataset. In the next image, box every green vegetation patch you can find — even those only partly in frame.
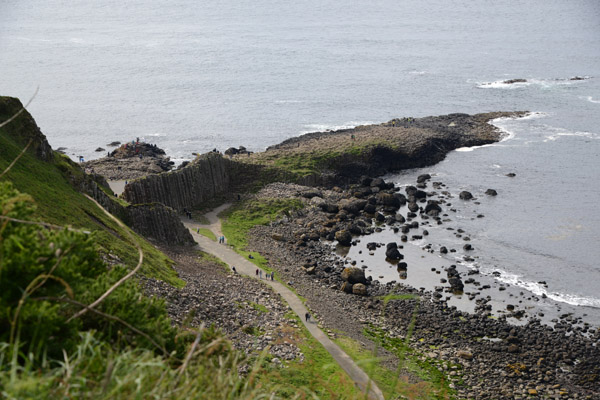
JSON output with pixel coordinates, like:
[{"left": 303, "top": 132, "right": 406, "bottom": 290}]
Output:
[
  {"left": 196, "top": 227, "right": 217, "bottom": 241},
  {"left": 365, "top": 327, "right": 459, "bottom": 400},
  {"left": 221, "top": 197, "right": 303, "bottom": 273},
  {"left": 0, "top": 106, "right": 181, "bottom": 287},
  {"left": 260, "top": 313, "right": 365, "bottom": 399}
]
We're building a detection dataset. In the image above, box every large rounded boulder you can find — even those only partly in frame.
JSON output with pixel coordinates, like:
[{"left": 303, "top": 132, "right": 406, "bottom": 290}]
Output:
[
  {"left": 341, "top": 267, "right": 367, "bottom": 284},
  {"left": 335, "top": 230, "right": 352, "bottom": 246}
]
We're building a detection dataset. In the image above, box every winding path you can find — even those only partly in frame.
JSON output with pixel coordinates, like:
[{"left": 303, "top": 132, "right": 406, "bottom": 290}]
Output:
[{"left": 182, "top": 206, "right": 385, "bottom": 400}]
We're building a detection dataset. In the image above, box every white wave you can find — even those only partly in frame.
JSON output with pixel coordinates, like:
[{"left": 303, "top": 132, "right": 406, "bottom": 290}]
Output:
[
  {"left": 543, "top": 127, "right": 600, "bottom": 142},
  {"left": 275, "top": 100, "right": 304, "bottom": 104},
  {"left": 478, "top": 77, "right": 590, "bottom": 90},
  {"left": 455, "top": 143, "right": 497, "bottom": 152},
  {"left": 495, "top": 271, "right": 600, "bottom": 308},
  {"left": 408, "top": 70, "right": 427, "bottom": 75},
  {"left": 146, "top": 133, "right": 165, "bottom": 137},
  {"left": 477, "top": 79, "right": 532, "bottom": 89},
  {"left": 490, "top": 112, "right": 547, "bottom": 142},
  {"left": 584, "top": 96, "right": 600, "bottom": 104},
  {"left": 69, "top": 37, "right": 85, "bottom": 44},
  {"left": 300, "top": 121, "right": 375, "bottom": 134},
  {"left": 454, "top": 113, "right": 544, "bottom": 152}
]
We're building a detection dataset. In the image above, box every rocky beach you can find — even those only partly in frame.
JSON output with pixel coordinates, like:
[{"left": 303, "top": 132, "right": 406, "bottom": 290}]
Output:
[{"left": 80, "top": 111, "right": 600, "bottom": 399}]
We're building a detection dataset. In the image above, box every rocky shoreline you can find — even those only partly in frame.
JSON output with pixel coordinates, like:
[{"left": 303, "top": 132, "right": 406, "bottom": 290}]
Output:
[
  {"left": 243, "top": 180, "right": 600, "bottom": 399},
  {"left": 84, "top": 111, "right": 598, "bottom": 398}
]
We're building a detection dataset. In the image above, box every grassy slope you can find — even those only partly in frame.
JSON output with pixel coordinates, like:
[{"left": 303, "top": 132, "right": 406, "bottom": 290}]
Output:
[{"left": 0, "top": 105, "right": 182, "bottom": 287}]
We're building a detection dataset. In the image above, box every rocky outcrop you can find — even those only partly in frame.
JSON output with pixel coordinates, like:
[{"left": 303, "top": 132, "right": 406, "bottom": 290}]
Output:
[
  {"left": 123, "top": 152, "right": 255, "bottom": 211},
  {"left": 82, "top": 142, "right": 174, "bottom": 180},
  {"left": 126, "top": 203, "right": 194, "bottom": 245},
  {"left": 0, "top": 96, "right": 53, "bottom": 162}
]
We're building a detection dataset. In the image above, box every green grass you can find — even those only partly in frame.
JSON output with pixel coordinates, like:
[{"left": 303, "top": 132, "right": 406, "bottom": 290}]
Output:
[
  {"left": 196, "top": 227, "right": 217, "bottom": 241},
  {"left": 248, "top": 302, "right": 269, "bottom": 314},
  {"left": 364, "top": 327, "right": 458, "bottom": 400},
  {"left": 260, "top": 313, "right": 366, "bottom": 400},
  {"left": 220, "top": 197, "right": 306, "bottom": 298},
  {"left": 220, "top": 198, "right": 303, "bottom": 274},
  {"left": 0, "top": 103, "right": 182, "bottom": 287}
]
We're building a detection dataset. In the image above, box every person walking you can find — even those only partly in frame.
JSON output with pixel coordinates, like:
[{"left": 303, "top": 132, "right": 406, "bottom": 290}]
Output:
[
  {"left": 305, "top": 312, "right": 310, "bottom": 322},
  {"left": 259, "top": 270, "right": 263, "bottom": 279},
  {"left": 232, "top": 266, "right": 237, "bottom": 274},
  {"left": 255, "top": 268, "right": 259, "bottom": 277},
  {"left": 271, "top": 272, "right": 274, "bottom": 281}
]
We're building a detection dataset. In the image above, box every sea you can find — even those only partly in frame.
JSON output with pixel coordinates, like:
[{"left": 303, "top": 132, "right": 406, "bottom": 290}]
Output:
[{"left": 1, "top": 0, "right": 599, "bottom": 325}]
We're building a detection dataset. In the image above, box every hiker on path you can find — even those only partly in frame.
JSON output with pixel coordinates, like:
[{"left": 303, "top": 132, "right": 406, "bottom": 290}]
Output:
[
  {"left": 259, "top": 270, "right": 263, "bottom": 279},
  {"left": 255, "top": 269, "right": 259, "bottom": 277},
  {"left": 271, "top": 272, "right": 274, "bottom": 281},
  {"left": 305, "top": 312, "right": 310, "bottom": 322},
  {"left": 232, "top": 266, "right": 237, "bottom": 274}
]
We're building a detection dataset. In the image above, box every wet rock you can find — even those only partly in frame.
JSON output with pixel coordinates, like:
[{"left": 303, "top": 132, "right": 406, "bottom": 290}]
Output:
[
  {"left": 506, "top": 173, "right": 516, "bottom": 177},
  {"left": 440, "top": 246, "right": 448, "bottom": 254},
  {"left": 95, "top": 147, "right": 105, "bottom": 152},
  {"left": 408, "top": 202, "right": 419, "bottom": 212},
  {"left": 417, "top": 173, "right": 431, "bottom": 183},
  {"left": 108, "top": 141, "right": 121, "bottom": 147},
  {"left": 425, "top": 200, "right": 442, "bottom": 216},
  {"left": 459, "top": 191, "right": 473, "bottom": 200},
  {"left": 485, "top": 189, "right": 498, "bottom": 196}
]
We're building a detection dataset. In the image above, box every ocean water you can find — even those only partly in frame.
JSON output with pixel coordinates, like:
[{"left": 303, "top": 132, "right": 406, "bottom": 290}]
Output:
[{"left": 1, "top": 1, "right": 599, "bottom": 321}]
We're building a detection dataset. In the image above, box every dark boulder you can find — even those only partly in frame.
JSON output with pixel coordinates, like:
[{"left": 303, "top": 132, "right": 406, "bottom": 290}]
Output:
[
  {"left": 364, "top": 203, "right": 377, "bottom": 214},
  {"left": 417, "top": 174, "right": 431, "bottom": 183},
  {"left": 424, "top": 200, "right": 442, "bottom": 216},
  {"left": 224, "top": 147, "right": 239, "bottom": 156},
  {"left": 340, "top": 198, "right": 368, "bottom": 215},
  {"left": 485, "top": 189, "right": 498, "bottom": 196},
  {"left": 459, "top": 191, "right": 473, "bottom": 200},
  {"left": 386, "top": 248, "right": 403, "bottom": 261},
  {"left": 415, "top": 190, "right": 427, "bottom": 199},
  {"left": 377, "top": 192, "right": 400, "bottom": 208},
  {"left": 408, "top": 202, "right": 419, "bottom": 212},
  {"left": 360, "top": 176, "right": 373, "bottom": 186},
  {"left": 320, "top": 203, "right": 339, "bottom": 214},
  {"left": 370, "top": 178, "right": 387, "bottom": 189},
  {"left": 366, "top": 242, "right": 378, "bottom": 251},
  {"left": 335, "top": 230, "right": 352, "bottom": 246},
  {"left": 341, "top": 267, "right": 367, "bottom": 284},
  {"left": 394, "top": 193, "right": 407, "bottom": 205},
  {"left": 405, "top": 186, "right": 418, "bottom": 196}
]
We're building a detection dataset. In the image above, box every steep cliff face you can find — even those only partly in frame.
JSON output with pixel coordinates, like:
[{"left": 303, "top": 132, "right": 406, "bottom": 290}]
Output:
[
  {"left": 75, "top": 174, "right": 194, "bottom": 245},
  {"left": 125, "top": 203, "right": 194, "bottom": 245},
  {"left": 123, "top": 153, "right": 239, "bottom": 210},
  {"left": 0, "top": 96, "right": 54, "bottom": 162}
]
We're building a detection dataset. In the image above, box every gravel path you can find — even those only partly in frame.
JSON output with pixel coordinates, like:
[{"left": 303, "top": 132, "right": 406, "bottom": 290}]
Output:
[{"left": 181, "top": 212, "right": 385, "bottom": 400}]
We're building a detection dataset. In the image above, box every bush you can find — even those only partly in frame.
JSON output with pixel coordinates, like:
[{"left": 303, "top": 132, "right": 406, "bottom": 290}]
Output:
[{"left": 0, "top": 182, "right": 177, "bottom": 363}]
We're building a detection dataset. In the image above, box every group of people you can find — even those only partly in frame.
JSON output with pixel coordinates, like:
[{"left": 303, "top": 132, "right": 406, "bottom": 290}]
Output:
[
  {"left": 255, "top": 268, "right": 274, "bottom": 281},
  {"left": 182, "top": 208, "right": 193, "bottom": 220},
  {"left": 218, "top": 235, "right": 226, "bottom": 244}
]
